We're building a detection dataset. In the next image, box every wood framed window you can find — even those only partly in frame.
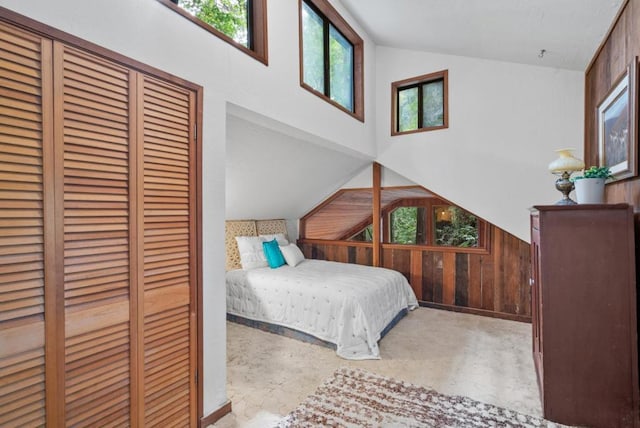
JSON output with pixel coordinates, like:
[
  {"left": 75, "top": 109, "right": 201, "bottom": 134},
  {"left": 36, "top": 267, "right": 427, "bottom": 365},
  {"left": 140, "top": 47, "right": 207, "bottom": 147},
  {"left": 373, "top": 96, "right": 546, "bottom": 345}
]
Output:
[
  {"left": 391, "top": 70, "right": 448, "bottom": 135},
  {"left": 299, "top": 0, "right": 364, "bottom": 121},
  {"left": 158, "top": 0, "right": 268, "bottom": 65}
]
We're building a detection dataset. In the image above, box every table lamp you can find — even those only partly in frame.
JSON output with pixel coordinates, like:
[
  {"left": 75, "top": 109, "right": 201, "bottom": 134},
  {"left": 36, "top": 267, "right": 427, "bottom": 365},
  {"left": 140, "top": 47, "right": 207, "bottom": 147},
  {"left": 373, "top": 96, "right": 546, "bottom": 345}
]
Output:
[{"left": 548, "top": 148, "right": 585, "bottom": 205}]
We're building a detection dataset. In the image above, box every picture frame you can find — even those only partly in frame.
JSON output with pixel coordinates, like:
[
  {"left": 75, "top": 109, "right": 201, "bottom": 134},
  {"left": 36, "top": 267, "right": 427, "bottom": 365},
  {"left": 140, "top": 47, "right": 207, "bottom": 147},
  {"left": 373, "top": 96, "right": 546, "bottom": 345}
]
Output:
[{"left": 597, "top": 57, "right": 638, "bottom": 181}]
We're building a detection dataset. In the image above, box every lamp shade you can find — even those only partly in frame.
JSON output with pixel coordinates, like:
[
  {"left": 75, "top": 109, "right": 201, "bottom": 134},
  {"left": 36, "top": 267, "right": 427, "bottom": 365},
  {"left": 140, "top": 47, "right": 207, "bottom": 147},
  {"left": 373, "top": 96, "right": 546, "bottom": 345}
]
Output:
[{"left": 548, "top": 148, "right": 585, "bottom": 173}]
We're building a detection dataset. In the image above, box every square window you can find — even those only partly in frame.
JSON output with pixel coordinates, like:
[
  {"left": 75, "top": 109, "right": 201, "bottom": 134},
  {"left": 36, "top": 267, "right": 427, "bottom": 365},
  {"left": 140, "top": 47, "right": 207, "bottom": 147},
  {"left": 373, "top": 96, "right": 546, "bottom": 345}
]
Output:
[{"left": 392, "top": 70, "right": 448, "bottom": 135}]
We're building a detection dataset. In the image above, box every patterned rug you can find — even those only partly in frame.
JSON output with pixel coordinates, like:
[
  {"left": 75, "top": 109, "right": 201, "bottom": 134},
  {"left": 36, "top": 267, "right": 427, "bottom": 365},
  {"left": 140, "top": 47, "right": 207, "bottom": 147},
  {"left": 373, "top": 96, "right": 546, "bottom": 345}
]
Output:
[{"left": 277, "top": 367, "right": 567, "bottom": 428}]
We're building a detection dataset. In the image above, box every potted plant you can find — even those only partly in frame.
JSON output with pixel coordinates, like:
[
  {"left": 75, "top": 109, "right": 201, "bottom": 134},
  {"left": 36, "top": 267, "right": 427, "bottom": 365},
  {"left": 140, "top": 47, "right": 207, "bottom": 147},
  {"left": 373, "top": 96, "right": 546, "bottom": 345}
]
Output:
[{"left": 572, "top": 166, "right": 613, "bottom": 204}]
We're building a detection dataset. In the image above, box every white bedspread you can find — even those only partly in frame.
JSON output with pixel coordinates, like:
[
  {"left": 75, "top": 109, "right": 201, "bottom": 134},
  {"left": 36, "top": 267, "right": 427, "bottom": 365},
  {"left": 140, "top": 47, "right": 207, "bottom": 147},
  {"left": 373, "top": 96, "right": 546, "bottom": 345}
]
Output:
[{"left": 226, "top": 259, "right": 418, "bottom": 360}]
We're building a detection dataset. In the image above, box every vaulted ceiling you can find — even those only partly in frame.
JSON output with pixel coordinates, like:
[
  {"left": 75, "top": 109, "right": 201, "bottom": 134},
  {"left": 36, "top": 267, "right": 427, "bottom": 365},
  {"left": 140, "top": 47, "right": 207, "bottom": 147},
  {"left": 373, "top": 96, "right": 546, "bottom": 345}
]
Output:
[{"left": 341, "top": 0, "right": 623, "bottom": 70}]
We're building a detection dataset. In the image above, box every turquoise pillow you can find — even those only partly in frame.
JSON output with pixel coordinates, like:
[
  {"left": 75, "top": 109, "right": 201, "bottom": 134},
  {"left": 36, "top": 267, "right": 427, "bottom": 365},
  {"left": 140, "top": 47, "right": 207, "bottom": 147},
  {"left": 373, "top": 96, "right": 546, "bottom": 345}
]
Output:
[{"left": 262, "top": 239, "right": 285, "bottom": 268}]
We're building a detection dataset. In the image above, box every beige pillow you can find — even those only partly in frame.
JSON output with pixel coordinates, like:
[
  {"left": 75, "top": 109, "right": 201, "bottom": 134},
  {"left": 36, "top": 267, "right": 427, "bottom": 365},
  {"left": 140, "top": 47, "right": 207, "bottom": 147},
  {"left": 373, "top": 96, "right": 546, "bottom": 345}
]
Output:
[
  {"left": 280, "top": 243, "right": 305, "bottom": 267},
  {"left": 235, "top": 236, "right": 267, "bottom": 270}
]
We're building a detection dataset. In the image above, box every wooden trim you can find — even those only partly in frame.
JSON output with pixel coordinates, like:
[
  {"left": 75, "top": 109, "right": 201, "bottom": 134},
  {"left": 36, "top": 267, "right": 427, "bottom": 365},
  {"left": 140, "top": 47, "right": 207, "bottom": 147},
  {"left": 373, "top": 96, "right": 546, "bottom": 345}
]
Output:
[
  {"left": 188, "top": 87, "right": 200, "bottom": 428},
  {"left": 49, "top": 40, "right": 66, "bottom": 427},
  {"left": 419, "top": 302, "right": 532, "bottom": 323},
  {"left": 131, "top": 71, "right": 144, "bottom": 428},
  {"left": 380, "top": 242, "right": 490, "bottom": 255},
  {"left": 391, "top": 69, "right": 449, "bottom": 136},
  {"left": 0, "top": 6, "right": 203, "bottom": 92},
  {"left": 298, "top": 238, "right": 373, "bottom": 248},
  {"left": 372, "top": 162, "right": 381, "bottom": 266},
  {"left": 155, "top": 0, "right": 268, "bottom": 65},
  {"left": 42, "top": 36, "right": 63, "bottom": 428},
  {"left": 298, "top": 0, "right": 364, "bottom": 121},
  {"left": 200, "top": 401, "right": 232, "bottom": 428},
  {"left": 195, "top": 87, "right": 205, "bottom": 426},
  {"left": 584, "top": 0, "right": 630, "bottom": 74}
]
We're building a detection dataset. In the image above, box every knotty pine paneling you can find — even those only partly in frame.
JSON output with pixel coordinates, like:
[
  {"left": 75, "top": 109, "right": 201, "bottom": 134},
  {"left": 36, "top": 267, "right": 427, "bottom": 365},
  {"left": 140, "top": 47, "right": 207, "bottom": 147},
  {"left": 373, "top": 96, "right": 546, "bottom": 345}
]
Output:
[
  {"left": 299, "top": 224, "right": 531, "bottom": 322},
  {"left": 0, "top": 21, "right": 48, "bottom": 428}
]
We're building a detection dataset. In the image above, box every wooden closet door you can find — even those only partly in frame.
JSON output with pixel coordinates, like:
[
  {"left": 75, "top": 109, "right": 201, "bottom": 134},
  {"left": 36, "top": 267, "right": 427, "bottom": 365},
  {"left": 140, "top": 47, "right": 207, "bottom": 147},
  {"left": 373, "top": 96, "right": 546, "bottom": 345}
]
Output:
[
  {"left": 0, "top": 21, "right": 52, "bottom": 427},
  {"left": 54, "top": 42, "right": 134, "bottom": 427},
  {"left": 138, "top": 74, "right": 197, "bottom": 427}
]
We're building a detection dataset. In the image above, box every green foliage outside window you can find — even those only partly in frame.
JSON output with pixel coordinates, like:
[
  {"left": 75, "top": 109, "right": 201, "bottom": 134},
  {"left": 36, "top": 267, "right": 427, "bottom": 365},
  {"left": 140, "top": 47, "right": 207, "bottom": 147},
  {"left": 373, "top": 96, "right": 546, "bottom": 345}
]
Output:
[
  {"left": 397, "top": 79, "right": 444, "bottom": 132},
  {"left": 179, "top": 0, "right": 249, "bottom": 47},
  {"left": 301, "top": 1, "right": 354, "bottom": 112},
  {"left": 391, "top": 207, "right": 426, "bottom": 245},
  {"left": 435, "top": 206, "right": 478, "bottom": 247}
]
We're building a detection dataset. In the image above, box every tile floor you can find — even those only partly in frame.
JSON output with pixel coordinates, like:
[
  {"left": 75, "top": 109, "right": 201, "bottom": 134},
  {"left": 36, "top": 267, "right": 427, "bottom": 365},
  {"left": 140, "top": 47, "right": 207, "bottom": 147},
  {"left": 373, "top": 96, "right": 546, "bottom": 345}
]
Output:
[{"left": 213, "top": 307, "right": 540, "bottom": 427}]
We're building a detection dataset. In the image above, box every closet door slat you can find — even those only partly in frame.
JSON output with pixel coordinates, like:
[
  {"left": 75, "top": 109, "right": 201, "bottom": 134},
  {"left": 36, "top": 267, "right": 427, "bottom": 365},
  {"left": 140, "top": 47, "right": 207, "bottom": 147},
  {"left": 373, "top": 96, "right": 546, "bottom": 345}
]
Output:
[
  {"left": 140, "top": 75, "right": 197, "bottom": 427},
  {"left": 0, "top": 21, "right": 47, "bottom": 428},
  {"left": 56, "top": 43, "right": 133, "bottom": 428}
]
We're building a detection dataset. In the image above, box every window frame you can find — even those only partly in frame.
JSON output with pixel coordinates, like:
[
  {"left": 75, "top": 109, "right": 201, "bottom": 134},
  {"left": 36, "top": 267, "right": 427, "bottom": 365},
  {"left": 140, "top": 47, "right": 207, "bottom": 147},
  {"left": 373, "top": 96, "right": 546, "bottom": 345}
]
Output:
[
  {"left": 299, "top": 0, "right": 364, "bottom": 121},
  {"left": 381, "top": 197, "right": 488, "bottom": 252},
  {"left": 158, "top": 0, "right": 268, "bottom": 65},
  {"left": 391, "top": 69, "right": 448, "bottom": 136}
]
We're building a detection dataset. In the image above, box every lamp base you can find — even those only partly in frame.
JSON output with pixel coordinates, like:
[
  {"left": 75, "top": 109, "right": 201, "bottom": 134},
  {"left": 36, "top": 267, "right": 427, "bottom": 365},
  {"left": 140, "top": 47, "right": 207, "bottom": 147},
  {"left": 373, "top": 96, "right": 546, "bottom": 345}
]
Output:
[
  {"left": 554, "top": 171, "right": 577, "bottom": 205},
  {"left": 555, "top": 198, "right": 577, "bottom": 205}
]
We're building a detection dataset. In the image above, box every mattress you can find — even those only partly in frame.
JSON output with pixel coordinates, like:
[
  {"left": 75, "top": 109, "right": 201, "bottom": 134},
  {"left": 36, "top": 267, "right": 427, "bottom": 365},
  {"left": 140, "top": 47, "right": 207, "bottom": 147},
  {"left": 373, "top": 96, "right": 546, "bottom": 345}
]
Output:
[{"left": 226, "top": 259, "right": 418, "bottom": 360}]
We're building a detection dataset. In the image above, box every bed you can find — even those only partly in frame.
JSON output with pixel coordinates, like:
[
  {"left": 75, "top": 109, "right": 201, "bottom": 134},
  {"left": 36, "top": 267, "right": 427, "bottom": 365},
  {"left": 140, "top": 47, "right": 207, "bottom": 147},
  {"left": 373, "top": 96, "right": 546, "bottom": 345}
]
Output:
[{"left": 225, "top": 220, "right": 418, "bottom": 360}]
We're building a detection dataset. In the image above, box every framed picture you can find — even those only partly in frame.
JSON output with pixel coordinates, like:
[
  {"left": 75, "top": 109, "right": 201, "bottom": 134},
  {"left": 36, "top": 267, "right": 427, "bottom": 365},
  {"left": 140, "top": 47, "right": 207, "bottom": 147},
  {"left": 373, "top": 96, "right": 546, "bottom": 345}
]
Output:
[{"left": 597, "top": 58, "right": 638, "bottom": 181}]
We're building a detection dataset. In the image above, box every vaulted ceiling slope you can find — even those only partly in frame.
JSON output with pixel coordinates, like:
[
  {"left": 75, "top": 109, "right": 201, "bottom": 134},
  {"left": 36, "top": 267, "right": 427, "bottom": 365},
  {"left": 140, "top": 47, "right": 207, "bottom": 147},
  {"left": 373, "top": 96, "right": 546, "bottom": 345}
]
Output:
[
  {"left": 225, "top": 113, "right": 371, "bottom": 222},
  {"left": 341, "top": 0, "right": 623, "bottom": 70}
]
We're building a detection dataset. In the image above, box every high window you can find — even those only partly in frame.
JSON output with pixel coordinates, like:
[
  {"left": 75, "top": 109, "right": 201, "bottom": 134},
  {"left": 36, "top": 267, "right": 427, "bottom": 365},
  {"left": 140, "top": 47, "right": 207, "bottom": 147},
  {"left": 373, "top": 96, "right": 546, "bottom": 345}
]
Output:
[
  {"left": 392, "top": 70, "right": 448, "bottom": 135},
  {"left": 300, "top": 0, "right": 364, "bottom": 121},
  {"left": 160, "top": 0, "right": 268, "bottom": 64}
]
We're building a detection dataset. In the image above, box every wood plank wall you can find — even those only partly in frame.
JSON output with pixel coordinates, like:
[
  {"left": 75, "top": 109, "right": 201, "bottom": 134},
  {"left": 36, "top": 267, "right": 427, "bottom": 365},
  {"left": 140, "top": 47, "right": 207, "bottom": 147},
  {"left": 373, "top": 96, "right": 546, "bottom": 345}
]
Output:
[
  {"left": 299, "top": 222, "right": 532, "bottom": 322},
  {"left": 585, "top": 0, "right": 640, "bottom": 208},
  {"left": 584, "top": 0, "right": 640, "bottom": 300}
]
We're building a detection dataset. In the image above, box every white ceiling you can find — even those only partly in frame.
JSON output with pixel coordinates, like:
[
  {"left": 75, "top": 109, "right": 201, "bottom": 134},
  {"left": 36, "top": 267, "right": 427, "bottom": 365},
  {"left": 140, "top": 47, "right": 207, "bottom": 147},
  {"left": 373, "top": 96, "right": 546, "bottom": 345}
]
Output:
[{"left": 340, "top": 0, "right": 623, "bottom": 70}]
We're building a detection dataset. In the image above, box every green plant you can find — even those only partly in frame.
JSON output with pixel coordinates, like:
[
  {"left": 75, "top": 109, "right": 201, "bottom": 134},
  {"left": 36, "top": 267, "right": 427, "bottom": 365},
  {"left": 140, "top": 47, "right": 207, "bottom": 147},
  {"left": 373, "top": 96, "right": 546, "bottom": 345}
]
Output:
[{"left": 572, "top": 166, "right": 613, "bottom": 181}]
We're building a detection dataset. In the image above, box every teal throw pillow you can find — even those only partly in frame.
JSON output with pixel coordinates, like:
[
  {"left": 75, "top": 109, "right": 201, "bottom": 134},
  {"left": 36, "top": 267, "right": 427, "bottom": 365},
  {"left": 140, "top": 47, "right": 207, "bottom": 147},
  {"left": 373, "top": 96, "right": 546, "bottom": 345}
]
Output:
[{"left": 262, "top": 239, "right": 285, "bottom": 268}]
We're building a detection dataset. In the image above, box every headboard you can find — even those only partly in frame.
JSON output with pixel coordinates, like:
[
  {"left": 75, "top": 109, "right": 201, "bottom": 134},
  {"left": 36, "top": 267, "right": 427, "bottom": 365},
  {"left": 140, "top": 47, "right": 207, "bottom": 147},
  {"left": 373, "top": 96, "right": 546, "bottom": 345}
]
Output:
[{"left": 225, "top": 219, "right": 288, "bottom": 271}]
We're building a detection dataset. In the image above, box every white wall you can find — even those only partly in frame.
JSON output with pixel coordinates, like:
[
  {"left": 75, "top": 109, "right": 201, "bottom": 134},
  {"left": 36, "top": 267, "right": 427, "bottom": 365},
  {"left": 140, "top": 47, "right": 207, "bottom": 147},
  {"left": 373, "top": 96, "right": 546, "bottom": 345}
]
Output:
[
  {"left": 375, "top": 46, "right": 584, "bottom": 241},
  {"left": 341, "top": 164, "right": 418, "bottom": 188},
  {"left": 0, "top": 0, "right": 377, "bottom": 416}
]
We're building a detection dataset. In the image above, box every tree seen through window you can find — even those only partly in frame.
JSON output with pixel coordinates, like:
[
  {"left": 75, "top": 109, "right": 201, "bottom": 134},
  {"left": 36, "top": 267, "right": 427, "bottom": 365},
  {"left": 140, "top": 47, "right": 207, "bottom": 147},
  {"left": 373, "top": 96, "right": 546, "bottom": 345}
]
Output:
[{"left": 178, "top": 0, "right": 249, "bottom": 47}]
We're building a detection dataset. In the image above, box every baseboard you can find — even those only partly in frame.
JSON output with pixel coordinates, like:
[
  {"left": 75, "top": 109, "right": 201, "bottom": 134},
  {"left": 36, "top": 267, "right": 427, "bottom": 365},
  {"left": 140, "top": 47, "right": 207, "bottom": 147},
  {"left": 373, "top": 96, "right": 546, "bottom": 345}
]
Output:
[
  {"left": 418, "top": 301, "right": 531, "bottom": 323},
  {"left": 200, "top": 401, "right": 232, "bottom": 428}
]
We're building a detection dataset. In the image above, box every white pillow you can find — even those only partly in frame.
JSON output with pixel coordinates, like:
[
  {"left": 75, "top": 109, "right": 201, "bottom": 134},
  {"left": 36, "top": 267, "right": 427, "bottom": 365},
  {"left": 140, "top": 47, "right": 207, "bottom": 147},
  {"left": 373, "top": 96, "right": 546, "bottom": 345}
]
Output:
[
  {"left": 235, "top": 236, "right": 267, "bottom": 270},
  {"left": 280, "top": 243, "right": 305, "bottom": 267},
  {"left": 259, "top": 233, "right": 289, "bottom": 246}
]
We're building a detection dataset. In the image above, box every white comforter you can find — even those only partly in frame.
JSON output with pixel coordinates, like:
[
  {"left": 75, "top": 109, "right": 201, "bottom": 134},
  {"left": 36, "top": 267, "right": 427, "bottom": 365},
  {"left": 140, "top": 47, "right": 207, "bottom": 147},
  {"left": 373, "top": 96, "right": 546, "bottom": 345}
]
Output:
[{"left": 226, "top": 259, "right": 418, "bottom": 360}]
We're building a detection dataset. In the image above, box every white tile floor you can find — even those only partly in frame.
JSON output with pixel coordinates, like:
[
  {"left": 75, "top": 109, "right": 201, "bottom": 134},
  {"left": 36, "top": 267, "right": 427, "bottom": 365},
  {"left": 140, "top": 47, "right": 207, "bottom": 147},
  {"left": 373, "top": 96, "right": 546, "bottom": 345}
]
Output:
[{"left": 213, "top": 307, "right": 541, "bottom": 427}]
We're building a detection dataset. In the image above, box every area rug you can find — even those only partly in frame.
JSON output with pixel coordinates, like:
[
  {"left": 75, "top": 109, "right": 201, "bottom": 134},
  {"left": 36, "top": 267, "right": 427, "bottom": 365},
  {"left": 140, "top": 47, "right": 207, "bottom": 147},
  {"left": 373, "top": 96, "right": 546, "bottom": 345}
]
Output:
[{"left": 277, "top": 367, "right": 567, "bottom": 428}]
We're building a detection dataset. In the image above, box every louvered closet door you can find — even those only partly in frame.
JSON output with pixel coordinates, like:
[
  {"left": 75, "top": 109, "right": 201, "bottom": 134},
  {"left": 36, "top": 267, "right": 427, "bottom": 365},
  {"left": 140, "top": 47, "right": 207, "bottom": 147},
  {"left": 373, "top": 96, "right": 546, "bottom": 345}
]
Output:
[
  {"left": 139, "top": 74, "right": 196, "bottom": 427},
  {"left": 54, "top": 42, "right": 133, "bottom": 427},
  {"left": 0, "top": 22, "right": 51, "bottom": 427}
]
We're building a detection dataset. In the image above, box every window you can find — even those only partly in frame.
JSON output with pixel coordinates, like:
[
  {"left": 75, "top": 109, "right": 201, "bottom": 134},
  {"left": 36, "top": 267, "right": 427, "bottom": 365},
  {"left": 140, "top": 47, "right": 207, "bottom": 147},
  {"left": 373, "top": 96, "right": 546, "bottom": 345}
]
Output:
[
  {"left": 392, "top": 70, "right": 448, "bottom": 135},
  {"left": 160, "top": 0, "right": 268, "bottom": 64},
  {"left": 390, "top": 207, "right": 427, "bottom": 245},
  {"left": 349, "top": 224, "right": 373, "bottom": 242},
  {"left": 433, "top": 205, "right": 479, "bottom": 248},
  {"left": 300, "top": 0, "right": 364, "bottom": 121}
]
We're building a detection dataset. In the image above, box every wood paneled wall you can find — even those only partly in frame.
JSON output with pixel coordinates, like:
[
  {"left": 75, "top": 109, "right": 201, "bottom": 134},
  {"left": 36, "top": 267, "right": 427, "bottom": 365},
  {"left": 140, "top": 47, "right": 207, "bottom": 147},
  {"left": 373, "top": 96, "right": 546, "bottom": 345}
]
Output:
[
  {"left": 585, "top": 0, "right": 640, "bottom": 206},
  {"left": 300, "top": 222, "right": 531, "bottom": 322}
]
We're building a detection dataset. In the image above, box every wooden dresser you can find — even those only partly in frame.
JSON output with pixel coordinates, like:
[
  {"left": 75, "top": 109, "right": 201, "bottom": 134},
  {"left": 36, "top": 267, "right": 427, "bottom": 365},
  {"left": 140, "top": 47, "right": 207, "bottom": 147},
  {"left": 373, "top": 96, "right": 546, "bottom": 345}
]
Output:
[{"left": 530, "top": 204, "right": 639, "bottom": 427}]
